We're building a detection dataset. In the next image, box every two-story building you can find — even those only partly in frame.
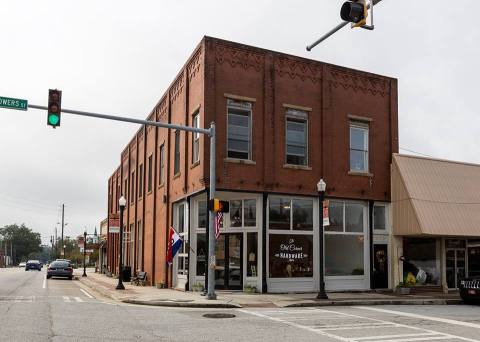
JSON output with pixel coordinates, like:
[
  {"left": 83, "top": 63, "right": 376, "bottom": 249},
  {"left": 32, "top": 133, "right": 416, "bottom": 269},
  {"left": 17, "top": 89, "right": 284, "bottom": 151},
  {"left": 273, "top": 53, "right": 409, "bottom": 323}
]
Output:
[{"left": 106, "top": 36, "right": 398, "bottom": 293}]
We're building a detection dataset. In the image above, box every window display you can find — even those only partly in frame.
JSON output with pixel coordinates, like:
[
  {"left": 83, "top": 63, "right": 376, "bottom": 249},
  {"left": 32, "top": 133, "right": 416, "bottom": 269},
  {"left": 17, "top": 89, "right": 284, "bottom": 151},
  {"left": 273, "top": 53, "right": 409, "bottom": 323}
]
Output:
[
  {"left": 325, "top": 235, "right": 364, "bottom": 276},
  {"left": 269, "top": 234, "right": 313, "bottom": 278},
  {"left": 403, "top": 238, "right": 439, "bottom": 285}
]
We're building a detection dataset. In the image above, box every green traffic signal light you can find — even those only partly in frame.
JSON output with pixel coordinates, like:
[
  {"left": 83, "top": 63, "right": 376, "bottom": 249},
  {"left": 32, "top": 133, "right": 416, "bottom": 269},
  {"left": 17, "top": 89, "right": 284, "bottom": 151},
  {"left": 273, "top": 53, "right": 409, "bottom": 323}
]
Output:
[{"left": 48, "top": 113, "right": 60, "bottom": 126}]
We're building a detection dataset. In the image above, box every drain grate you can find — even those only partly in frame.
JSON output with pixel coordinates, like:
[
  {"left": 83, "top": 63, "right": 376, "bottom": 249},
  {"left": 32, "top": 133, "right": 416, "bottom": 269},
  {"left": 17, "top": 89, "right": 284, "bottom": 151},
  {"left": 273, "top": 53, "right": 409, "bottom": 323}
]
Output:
[{"left": 203, "top": 313, "right": 236, "bottom": 319}]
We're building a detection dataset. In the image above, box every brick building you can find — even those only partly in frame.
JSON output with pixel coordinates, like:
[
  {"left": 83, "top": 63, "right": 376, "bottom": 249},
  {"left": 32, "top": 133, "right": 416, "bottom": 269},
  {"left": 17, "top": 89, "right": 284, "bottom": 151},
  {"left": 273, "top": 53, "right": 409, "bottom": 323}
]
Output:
[{"left": 107, "top": 36, "right": 398, "bottom": 292}]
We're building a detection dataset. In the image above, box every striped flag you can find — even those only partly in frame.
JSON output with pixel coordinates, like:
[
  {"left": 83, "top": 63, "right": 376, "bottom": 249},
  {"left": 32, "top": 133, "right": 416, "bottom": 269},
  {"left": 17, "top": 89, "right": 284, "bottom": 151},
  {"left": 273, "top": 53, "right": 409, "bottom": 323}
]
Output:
[{"left": 215, "top": 212, "right": 223, "bottom": 240}]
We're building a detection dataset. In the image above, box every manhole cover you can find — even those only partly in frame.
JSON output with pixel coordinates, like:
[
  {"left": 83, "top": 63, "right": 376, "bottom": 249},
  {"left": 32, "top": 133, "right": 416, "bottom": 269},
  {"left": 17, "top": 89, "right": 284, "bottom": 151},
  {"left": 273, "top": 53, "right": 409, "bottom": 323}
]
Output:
[{"left": 203, "top": 313, "right": 236, "bottom": 319}]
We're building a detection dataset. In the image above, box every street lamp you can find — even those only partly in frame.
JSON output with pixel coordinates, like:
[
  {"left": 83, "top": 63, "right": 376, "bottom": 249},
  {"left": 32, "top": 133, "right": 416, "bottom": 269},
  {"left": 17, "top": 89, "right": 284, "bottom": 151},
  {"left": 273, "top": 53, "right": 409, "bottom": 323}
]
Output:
[
  {"left": 317, "top": 179, "right": 328, "bottom": 300},
  {"left": 82, "top": 229, "right": 87, "bottom": 277},
  {"left": 116, "top": 196, "right": 127, "bottom": 290}
]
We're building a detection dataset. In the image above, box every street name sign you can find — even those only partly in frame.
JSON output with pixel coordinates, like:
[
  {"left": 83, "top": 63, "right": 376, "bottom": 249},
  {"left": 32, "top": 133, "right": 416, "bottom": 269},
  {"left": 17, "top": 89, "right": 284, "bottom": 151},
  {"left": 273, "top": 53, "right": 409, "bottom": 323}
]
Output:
[
  {"left": 109, "top": 227, "right": 120, "bottom": 233},
  {"left": 0, "top": 96, "right": 28, "bottom": 111}
]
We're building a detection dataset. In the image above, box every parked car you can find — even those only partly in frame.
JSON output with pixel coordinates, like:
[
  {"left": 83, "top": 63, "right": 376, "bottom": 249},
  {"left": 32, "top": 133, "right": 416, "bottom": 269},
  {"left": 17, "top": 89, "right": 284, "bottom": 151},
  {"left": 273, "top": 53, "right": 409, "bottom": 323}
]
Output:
[
  {"left": 18, "top": 262, "right": 26, "bottom": 268},
  {"left": 460, "top": 278, "right": 480, "bottom": 304},
  {"left": 25, "top": 260, "right": 42, "bottom": 271},
  {"left": 47, "top": 261, "right": 73, "bottom": 280}
]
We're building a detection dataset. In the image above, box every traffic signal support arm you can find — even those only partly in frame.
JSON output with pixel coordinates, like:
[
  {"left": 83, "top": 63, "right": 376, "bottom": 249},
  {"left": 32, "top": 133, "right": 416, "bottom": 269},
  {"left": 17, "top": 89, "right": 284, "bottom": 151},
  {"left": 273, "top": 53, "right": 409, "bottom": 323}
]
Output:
[{"left": 306, "top": 0, "right": 383, "bottom": 51}]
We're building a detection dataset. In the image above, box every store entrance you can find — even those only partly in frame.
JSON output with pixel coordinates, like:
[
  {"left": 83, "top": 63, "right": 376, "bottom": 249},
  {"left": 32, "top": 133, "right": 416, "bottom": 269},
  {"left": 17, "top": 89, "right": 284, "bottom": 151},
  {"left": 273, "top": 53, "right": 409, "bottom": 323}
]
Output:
[
  {"left": 215, "top": 233, "right": 243, "bottom": 290},
  {"left": 446, "top": 249, "right": 466, "bottom": 289}
]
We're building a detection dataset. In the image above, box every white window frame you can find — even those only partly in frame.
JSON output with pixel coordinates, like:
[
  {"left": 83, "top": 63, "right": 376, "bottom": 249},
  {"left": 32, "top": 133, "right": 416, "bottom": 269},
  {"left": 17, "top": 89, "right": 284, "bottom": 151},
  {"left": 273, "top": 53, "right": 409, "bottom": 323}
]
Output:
[
  {"left": 173, "top": 201, "right": 189, "bottom": 289},
  {"left": 174, "top": 130, "right": 180, "bottom": 175},
  {"left": 350, "top": 122, "right": 369, "bottom": 173},
  {"left": 285, "top": 109, "right": 309, "bottom": 166},
  {"left": 192, "top": 112, "right": 200, "bottom": 164},
  {"left": 373, "top": 202, "right": 390, "bottom": 234},
  {"left": 159, "top": 143, "right": 165, "bottom": 186},
  {"left": 227, "top": 99, "right": 252, "bottom": 161}
]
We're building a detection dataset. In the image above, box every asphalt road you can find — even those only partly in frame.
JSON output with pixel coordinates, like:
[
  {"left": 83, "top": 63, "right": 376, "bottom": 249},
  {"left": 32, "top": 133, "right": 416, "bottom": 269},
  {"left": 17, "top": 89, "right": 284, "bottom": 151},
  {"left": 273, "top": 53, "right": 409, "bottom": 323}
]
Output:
[{"left": 1, "top": 268, "right": 480, "bottom": 341}]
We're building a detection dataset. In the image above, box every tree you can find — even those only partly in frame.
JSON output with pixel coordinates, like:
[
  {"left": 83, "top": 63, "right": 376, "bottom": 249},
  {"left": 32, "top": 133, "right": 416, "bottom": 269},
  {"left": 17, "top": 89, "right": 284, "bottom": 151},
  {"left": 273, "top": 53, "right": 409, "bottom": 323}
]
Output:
[{"left": 0, "top": 224, "right": 42, "bottom": 265}]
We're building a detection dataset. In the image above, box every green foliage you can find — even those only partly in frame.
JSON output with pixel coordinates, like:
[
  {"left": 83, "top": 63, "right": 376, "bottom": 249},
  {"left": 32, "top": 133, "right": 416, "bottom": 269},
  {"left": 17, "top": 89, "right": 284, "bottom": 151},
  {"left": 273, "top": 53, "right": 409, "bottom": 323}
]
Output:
[{"left": 0, "top": 224, "right": 42, "bottom": 264}]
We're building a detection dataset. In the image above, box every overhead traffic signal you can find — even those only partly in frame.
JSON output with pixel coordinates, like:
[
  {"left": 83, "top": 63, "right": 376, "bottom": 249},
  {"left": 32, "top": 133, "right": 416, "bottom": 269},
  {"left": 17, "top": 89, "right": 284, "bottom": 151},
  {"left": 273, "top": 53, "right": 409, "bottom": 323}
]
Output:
[
  {"left": 209, "top": 199, "right": 229, "bottom": 213},
  {"left": 47, "top": 89, "right": 62, "bottom": 128},
  {"left": 340, "top": 0, "right": 368, "bottom": 28}
]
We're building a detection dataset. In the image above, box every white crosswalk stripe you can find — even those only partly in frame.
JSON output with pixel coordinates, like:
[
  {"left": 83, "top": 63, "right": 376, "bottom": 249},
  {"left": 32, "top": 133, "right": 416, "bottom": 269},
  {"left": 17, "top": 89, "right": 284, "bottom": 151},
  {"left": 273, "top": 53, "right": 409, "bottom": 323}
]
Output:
[
  {"left": 74, "top": 297, "right": 83, "bottom": 302},
  {"left": 63, "top": 296, "right": 71, "bottom": 302}
]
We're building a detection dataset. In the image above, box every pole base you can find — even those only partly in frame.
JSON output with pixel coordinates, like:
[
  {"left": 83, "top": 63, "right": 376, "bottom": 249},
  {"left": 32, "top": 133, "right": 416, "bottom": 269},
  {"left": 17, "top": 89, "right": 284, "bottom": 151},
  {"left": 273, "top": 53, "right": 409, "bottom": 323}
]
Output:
[
  {"left": 207, "top": 293, "right": 217, "bottom": 300},
  {"left": 82, "top": 273, "right": 87, "bottom": 277},
  {"left": 115, "top": 283, "right": 125, "bottom": 290},
  {"left": 316, "top": 292, "right": 329, "bottom": 300}
]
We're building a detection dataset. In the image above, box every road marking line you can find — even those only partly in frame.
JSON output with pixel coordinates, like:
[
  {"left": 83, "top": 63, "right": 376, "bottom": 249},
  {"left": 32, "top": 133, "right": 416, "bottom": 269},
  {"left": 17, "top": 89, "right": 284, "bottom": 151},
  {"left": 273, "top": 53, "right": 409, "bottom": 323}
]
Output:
[
  {"left": 355, "top": 333, "right": 440, "bottom": 341},
  {"left": 321, "top": 324, "right": 400, "bottom": 331},
  {"left": 63, "top": 296, "right": 71, "bottom": 302},
  {"left": 80, "top": 288, "right": 94, "bottom": 298},
  {"left": 74, "top": 297, "right": 83, "bottom": 302},
  {"left": 357, "top": 307, "right": 480, "bottom": 330},
  {"left": 372, "top": 336, "right": 452, "bottom": 342},
  {"left": 42, "top": 278, "right": 46, "bottom": 289}
]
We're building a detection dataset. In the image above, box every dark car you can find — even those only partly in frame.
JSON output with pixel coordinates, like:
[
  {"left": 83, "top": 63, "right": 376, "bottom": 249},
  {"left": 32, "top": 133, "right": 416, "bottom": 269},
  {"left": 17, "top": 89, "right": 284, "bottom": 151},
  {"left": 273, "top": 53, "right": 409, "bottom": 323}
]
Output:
[
  {"left": 460, "top": 278, "right": 480, "bottom": 304},
  {"left": 25, "top": 260, "right": 42, "bottom": 271},
  {"left": 47, "top": 261, "right": 73, "bottom": 280}
]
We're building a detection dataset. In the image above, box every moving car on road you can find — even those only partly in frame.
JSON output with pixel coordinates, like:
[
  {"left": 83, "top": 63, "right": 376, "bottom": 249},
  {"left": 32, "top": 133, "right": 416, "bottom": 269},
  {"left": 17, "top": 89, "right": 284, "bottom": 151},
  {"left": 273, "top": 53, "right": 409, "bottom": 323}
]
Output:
[
  {"left": 25, "top": 260, "right": 42, "bottom": 271},
  {"left": 460, "top": 278, "right": 480, "bottom": 304},
  {"left": 18, "top": 262, "right": 26, "bottom": 268},
  {"left": 47, "top": 261, "right": 73, "bottom": 280}
]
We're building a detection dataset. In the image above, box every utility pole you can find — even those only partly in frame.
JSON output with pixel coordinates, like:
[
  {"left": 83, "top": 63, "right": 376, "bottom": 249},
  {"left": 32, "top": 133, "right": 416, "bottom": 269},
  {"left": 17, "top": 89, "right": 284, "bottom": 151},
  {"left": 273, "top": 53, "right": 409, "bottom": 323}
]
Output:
[
  {"left": 55, "top": 227, "right": 58, "bottom": 259},
  {"left": 61, "top": 204, "right": 65, "bottom": 258}
]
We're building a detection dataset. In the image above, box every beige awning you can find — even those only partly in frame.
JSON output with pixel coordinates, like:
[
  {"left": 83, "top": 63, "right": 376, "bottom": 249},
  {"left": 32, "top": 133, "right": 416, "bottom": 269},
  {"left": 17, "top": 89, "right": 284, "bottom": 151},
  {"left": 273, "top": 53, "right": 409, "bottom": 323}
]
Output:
[{"left": 392, "top": 154, "right": 480, "bottom": 237}]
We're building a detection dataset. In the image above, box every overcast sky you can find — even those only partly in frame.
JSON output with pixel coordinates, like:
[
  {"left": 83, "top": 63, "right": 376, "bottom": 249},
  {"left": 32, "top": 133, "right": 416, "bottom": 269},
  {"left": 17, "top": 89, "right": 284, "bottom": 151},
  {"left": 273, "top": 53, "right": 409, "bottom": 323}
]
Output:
[{"left": 1, "top": 0, "right": 479, "bottom": 245}]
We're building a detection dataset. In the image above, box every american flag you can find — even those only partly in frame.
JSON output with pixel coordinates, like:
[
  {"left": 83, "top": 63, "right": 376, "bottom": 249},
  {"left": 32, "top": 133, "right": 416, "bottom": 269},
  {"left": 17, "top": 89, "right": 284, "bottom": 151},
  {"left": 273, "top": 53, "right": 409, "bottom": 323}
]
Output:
[{"left": 215, "top": 212, "right": 223, "bottom": 239}]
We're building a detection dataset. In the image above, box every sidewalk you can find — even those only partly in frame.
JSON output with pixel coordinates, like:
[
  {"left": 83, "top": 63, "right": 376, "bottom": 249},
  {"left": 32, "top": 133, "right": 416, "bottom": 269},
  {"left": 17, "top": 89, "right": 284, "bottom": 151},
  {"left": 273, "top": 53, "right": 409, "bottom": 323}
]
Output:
[{"left": 76, "top": 270, "right": 462, "bottom": 309}]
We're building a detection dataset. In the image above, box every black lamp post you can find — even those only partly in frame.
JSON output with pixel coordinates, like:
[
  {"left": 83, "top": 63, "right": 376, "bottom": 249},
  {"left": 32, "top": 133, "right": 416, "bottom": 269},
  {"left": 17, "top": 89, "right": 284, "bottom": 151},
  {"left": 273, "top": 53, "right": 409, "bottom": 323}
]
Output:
[
  {"left": 116, "top": 196, "right": 126, "bottom": 290},
  {"left": 82, "top": 230, "right": 87, "bottom": 277},
  {"left": 317, "top": 178, "right": 328, "bottom": 300}
]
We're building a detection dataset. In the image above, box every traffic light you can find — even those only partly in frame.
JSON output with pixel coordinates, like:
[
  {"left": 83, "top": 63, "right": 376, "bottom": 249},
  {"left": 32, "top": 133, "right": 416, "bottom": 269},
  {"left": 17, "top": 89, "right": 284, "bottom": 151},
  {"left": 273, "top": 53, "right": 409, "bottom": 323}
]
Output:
[
  {"left": 208, "top": 199, "right": 230, "bottom": 213},
  {"left": 340, "top": 0, "right": 368, "bottom": 28},
  {"left": 47, "top": 89, "right": 62, "bottom": 128}
]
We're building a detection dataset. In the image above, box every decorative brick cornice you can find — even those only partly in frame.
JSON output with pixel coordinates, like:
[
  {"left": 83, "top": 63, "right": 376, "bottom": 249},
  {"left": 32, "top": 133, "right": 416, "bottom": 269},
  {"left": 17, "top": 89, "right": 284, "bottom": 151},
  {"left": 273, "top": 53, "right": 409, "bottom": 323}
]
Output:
[
  {"left": 137, "top": 127, "right": 144, "bottom": 140},
  {"left": 274, "top": 57, "right": 322, "bottom": 83},
  {"left": 329, "top": 68, "right": 389, "bottom": 97},
  {"left": 170, "top": 73, "right": 184, "bottom": 103},
  {"left": 187, "top": 46, "right": 202, "bottom": 80},
  {"left": 215, "top": 44, "right": 264, "bottom": 72},
  {"left": 157, "top": 99, "right": 168, "bottom": 122}
]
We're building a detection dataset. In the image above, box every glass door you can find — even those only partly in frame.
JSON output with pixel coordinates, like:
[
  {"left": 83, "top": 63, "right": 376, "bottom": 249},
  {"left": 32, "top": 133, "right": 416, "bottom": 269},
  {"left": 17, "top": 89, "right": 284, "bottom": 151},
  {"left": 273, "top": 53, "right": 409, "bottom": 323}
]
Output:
[
  {"left": 446, "top": 249, "right": 466, "bottom": 289},
  {"left": 215, "top": 233, "right": 243, "bottom": 290}
]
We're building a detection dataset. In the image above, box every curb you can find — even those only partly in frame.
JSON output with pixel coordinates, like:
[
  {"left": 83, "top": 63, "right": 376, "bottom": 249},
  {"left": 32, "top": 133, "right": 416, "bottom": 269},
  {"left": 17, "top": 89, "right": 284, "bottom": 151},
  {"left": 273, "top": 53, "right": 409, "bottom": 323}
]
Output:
[
  {"left": 285, "top": 299, "right": 463, "bottom": 307},
  {"left": 122, "top": 299, "right": 241, "bottom": 309},
  {"left": 78, "top": 276, "right": 123, "bottom": 302}
]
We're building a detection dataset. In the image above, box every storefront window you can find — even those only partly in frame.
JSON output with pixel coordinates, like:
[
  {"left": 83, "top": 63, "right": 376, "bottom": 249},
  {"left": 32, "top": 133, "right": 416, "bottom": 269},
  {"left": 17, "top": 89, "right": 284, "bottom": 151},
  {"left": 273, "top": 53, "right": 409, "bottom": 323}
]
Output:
[
  {"left": 403, "top": 238, "right": 440, "bottom": 285},
  {"left": 230, "top": 200, "right": 242, "bottom": 227},
  {"left": 247, "top": 233, "right": 258, "bottom": 277},
  {"left": 373, "top": 205, "right": 386, "bottom": 231},
  {"left": 196, "top": 233, "right": 206, "bottom": 276},
  {"left": 468, "top": 247, "right": 480, "bottom": 278},
  {"left": 269, "top": 234, "right": 313, "bottom": 278},
  {"left": 326, "top": 201, "right": 343, "bottom": 232},
  {"left": 292, "top": 199, "right": 313, "bottom": 231},
  {"left": 345, "top": 202, "right": 363, "bottom": 233},
  {"left": 244, "top": 199, "right": 256, "bottom": 226},
  {"left": 269, "top": 198, "right": 291, "bottom": 230},
  {"left": 325, "top": 235, "right": 364, "bottom": 276},
  {"left": 198, "top": 201, "right": 207, "bottom": 228}
]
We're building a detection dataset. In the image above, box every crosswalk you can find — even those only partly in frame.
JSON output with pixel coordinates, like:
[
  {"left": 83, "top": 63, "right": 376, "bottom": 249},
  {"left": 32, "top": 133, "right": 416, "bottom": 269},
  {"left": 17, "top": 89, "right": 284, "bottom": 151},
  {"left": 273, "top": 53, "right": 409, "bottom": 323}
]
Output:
[
  {"left": 239, "top": 308, "right": 480, "bottom": 342},
  {"left": 0, "top": 295, "right": 93, "bottom": 303}
]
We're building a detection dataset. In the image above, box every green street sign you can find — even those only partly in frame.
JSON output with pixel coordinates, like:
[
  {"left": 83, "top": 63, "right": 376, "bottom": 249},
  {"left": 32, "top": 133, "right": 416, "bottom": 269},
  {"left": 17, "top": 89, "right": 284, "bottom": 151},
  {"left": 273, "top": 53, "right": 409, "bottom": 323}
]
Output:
[{"left": 0, "top": 96, "right": 28, "bottom": 111}]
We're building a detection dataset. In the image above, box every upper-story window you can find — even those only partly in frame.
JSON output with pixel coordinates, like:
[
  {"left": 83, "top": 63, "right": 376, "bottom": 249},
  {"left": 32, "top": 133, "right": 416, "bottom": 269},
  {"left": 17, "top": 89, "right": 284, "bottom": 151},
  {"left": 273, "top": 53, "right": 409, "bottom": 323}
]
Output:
[
  {"left": 147, "top": 155, "right": 153, "bottom": 193},
  {"left": 138, "top": 164, "right": 143, "bottom": 198},
  {"left": 285, "top": 109, "right": 308, "bottom": 166},
  {"left": 159, "top": 143, "right": 165, "bottom": 185},
  {"left": 227, "top": 99, "right": 252, "bottom": 160},
  {"left": 174, "top": 130, "right": 180, "bottom": 175},
  {"left": 192, "top": 112, "right": 200, "bottom": 164},
  {"left": 373, "top": 203, "right": 388, "bottom": 232},
  {"left": 350, "top": 122, "right": 369, "bottom": 172},
  {"left": 130, "top": 171, "right": 135, "bottom": 204}
]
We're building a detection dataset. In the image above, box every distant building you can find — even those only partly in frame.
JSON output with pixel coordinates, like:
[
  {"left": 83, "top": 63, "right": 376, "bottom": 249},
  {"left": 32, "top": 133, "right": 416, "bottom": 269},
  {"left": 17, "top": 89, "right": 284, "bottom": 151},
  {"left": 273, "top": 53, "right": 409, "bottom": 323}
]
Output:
[
  {"left": 106, "top": 36, "right": 398, "bottom": 292},
  {"left": 392, "top": 154, "right": 480, "bottom": 291}
]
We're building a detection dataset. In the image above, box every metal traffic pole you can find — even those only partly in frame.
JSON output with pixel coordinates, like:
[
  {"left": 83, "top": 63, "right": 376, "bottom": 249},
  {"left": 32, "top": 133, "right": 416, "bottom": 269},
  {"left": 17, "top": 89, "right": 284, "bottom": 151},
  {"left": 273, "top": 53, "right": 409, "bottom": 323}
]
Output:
[
  {"left": 306, "top": 0, "right": 384, "bottom": 51},
  {"left": 207, "top": 122, "right": 216, "bottom": 300}
]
